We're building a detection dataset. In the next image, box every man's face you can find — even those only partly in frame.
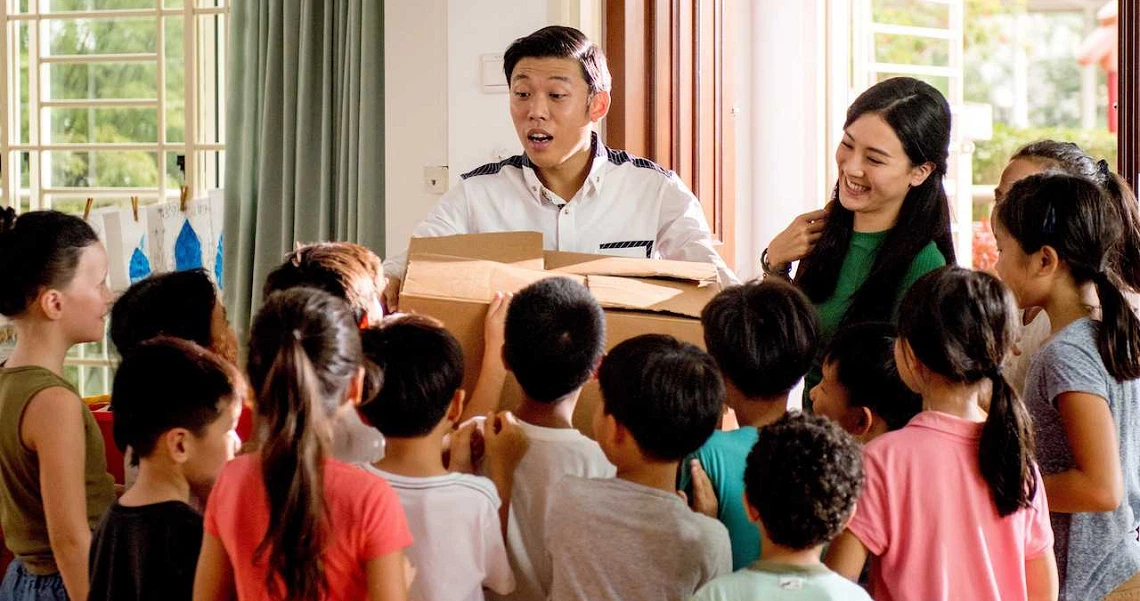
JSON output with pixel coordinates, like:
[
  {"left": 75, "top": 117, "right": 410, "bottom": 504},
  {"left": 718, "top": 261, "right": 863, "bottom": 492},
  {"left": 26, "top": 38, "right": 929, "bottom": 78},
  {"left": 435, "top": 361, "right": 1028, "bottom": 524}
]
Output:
[{"left": 508, "top": 57, "right": 608, "bottom": 171}]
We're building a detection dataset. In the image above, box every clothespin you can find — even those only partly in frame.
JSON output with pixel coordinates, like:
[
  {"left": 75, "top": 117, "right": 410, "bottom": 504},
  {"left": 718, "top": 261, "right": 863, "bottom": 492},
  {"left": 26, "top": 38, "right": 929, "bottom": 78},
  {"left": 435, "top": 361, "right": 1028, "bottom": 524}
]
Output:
[
  {"left": 179, "top": 185, "right": 190, "bottom": 212},
  {"left": 83, "top": 197, "right": 94, "bottom": 221},
  {"left": 130, "top": 196, "right": 139, "bottom": 222}
]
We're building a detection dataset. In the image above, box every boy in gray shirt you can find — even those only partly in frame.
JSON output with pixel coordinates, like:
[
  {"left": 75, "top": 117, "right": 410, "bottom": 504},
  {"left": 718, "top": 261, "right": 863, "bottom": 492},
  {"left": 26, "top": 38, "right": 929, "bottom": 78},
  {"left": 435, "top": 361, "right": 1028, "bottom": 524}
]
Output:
[
  {"left": 1024, "top": 317, "right": 1140, "bottom": 600},
  {"left": 545, "top": 334, "right": 732, "bottom": 601}
]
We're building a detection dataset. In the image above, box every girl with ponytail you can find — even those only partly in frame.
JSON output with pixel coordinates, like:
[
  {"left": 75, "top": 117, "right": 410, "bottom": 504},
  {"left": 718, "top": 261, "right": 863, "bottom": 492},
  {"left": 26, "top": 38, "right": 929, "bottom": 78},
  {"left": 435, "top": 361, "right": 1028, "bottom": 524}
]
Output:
[
  {"left": 993, "top": 140, "right": 1140, "bottom": 393},
  {"left": 826, "top": 266, "right": 1056, "bottom": 601},
  {"left": 193, "top": 288, "right": 411, "bottom": 601},
  {"left": 994, "top": 172, "right": 1140, "bottom": 600}
]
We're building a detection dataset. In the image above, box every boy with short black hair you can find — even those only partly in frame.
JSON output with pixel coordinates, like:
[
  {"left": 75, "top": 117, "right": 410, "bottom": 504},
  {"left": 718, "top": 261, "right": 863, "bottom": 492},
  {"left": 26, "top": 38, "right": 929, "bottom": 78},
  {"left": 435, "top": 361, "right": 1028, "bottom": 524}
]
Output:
[
  {"left": 89, "top": 338, "right": 244, "bottom": 601},
  {"left": 358, "top": 314, "right": 524, "bottom": 601},
  {"left": 492, "top": 276, "right": 613, "bottom": 601},
  {"left": 810, "top": 322, "right": 922, "bottom": 442},
  {"left": 692, "top": 412, "right": 870, "bottom": 600},
  {"left": 680, "top": 279, "right": 819, "bottom": 570},
  {"left": 546, "top": 334, "right": 731, "bottom": 601}
]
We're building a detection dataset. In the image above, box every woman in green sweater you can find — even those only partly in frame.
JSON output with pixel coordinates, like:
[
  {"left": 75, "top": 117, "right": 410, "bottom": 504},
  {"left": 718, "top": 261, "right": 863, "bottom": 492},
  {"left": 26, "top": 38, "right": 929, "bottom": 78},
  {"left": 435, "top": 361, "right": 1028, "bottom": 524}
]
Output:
[{"left": 762, "top": 77, "right": 955, "bottom": 407}]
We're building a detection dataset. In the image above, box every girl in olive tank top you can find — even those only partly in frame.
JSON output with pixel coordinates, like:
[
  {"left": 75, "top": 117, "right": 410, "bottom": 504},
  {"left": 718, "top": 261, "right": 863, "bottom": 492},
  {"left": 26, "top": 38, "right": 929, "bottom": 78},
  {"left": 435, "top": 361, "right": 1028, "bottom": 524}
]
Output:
[{"left": 0, "top": 209, "right": 116, "bottom": 601}]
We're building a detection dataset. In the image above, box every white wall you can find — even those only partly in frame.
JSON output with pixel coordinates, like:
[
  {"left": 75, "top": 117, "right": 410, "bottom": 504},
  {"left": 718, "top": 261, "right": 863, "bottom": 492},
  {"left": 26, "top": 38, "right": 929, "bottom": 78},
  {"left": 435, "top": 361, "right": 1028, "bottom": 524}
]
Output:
[
  {"left": 446, "top": 1, "right": 549, "bottom": 187},
  {"left": 383, "top": 0, "right": 449, "bottom": 260},
  {"left": 385, "top": 0, "right": 597, "bottom": 258},
  {"left": 733, "top": 0, "right": 830, "bottom": 281}
]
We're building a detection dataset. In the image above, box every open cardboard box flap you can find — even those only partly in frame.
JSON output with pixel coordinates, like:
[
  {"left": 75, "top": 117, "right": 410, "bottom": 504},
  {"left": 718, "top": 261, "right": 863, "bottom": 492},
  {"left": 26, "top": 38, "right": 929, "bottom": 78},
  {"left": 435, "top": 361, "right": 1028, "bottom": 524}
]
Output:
[
  {"left": 407, "top": 231, "right": 545, "bottom": 270},
  {"left": 404, "top": 232, "right": 717, "bottom": 317},
  {"left": 545, "top": 250, "right": 719, "bottom": 285},
  {"left": 399, "top": 231, "right": 720, "bottom": 435},
  {"left": 403, "top": 253, "right": 583, "bottom": 304}
]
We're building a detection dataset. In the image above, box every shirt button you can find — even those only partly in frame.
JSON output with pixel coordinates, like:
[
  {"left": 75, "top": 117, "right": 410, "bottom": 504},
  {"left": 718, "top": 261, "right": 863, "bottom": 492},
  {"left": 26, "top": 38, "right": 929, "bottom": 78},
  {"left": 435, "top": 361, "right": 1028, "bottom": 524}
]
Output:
[{"left": 563, "top": 208, "right": 571, "bottom": 215}]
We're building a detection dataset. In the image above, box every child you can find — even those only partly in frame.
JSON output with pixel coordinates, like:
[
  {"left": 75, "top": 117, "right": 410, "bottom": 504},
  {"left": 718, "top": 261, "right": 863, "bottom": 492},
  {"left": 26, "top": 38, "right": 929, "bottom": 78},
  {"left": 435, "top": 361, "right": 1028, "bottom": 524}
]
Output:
[
  {"left": 692, "top": 413, "right": 870, "bottom": 601},
  {"left": 825, "top": 266, "right": 1057, "bottom": 601},
  {"left": 192, "top": 288, "right": 412, "bottom": 601},
  {"left": 358, "top": 314, "right": 524, "bottom": 601},
  {"left": 264, "top": 243, "right": 514, "bottom": 456},
  {"left": 680, "top": 279, "right": 818, "bottom": 570},
  {"left": 111, "top": 269, "right": 240, "bottom": 364},
  {"left": 263, "top": 242, "right": 393, "bottom": 463},
  {"left": 546, "top": 334, "right": 731, "bottom": 601},
  {"left": 89, "top": 338, "right": 243, "bottom": 601},
  {"left": 110, "top": 269, "right": 245, "bottom": 484},
  {"left": 993, "top": 172, "right": 1140, "bottom": 600},
  {"left": 810, "top": 322, "right": 922, "bottom": 442},
  {"left": 491, "top": 277, "right": 613, "bottom": 601},
  {"left": 993, "top": 141, "right": 1140, "bottom": 394},
  {"left": 0, "top": 209, "right": 116, "bottom": 601}
]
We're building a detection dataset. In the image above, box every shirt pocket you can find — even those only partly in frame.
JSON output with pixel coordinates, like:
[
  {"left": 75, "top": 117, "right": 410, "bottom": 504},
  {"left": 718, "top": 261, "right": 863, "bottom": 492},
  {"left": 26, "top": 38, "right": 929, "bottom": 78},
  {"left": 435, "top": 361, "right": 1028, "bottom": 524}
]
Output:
[{"left": 598, "top": 240, "right": 654, "bottom": 259}]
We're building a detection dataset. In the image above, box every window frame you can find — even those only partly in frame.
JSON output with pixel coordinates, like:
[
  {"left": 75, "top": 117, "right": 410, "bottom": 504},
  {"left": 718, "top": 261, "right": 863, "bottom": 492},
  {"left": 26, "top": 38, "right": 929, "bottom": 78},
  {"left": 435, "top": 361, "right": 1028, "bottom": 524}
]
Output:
[{"left": 0, "top": 0, "right": 228, "bottom": 397}]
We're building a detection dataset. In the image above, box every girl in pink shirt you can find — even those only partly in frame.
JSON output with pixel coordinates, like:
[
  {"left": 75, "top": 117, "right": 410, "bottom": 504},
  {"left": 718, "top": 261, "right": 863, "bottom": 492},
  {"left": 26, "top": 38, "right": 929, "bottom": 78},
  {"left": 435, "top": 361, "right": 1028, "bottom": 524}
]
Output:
[
  {"left": 825, "top": 266, "right": 1058, "bottom": 601},
  {"left": 192, "top": 288, "right": 412, "bottom": 601}
]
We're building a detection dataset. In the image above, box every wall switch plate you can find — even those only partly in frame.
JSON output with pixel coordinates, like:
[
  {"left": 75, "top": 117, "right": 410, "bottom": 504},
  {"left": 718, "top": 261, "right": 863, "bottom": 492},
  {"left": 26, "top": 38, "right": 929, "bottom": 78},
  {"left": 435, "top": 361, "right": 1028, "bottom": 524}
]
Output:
[{"left": 424, "top": 166, "right": 449, "bottom": 194}]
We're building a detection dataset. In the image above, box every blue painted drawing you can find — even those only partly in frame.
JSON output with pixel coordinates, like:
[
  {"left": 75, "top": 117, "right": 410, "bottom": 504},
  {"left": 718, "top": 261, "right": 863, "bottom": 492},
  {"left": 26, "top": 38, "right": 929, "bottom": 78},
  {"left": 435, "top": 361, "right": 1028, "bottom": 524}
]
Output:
[
  {"left": 215, "top": 233, "right": 224, "bottom": 286},
  {"left": 128, "top": 236, "right": 152, "bottom": 284},
  {"left": 175, "top": 220, "right": 204, "bottom": 271}
]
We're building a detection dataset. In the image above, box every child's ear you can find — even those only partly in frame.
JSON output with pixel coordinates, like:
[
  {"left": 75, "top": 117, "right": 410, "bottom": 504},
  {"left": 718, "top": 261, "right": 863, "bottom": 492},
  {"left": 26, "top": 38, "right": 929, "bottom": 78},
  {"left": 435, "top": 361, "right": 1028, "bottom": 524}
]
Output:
[
  {"left": 742, "top": 492, "right": 760, "bottom": 524},
  {"left": 164, "top": 428, "right": 192, "bottom": 465},
  {"left": 851, "top": 406, "right": 874, "bottom": 438},
  {"left": 345, "top": 366, "right": 366, "bottom": 407},
  {"left": 1036, "top": 245, "right": 1060, "bottom": 277},
  {"left": 446, "top": 389, "right": 467, "bottom": 423},
  {"left": 38, "top": 289, "right": 64, "bottom": 321}
]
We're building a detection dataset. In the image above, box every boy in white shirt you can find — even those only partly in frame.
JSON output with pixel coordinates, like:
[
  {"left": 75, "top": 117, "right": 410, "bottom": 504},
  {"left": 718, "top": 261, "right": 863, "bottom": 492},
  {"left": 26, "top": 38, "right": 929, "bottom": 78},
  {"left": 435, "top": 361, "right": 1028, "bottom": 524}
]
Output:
[
  {"left": 546, "top": 334, "right": 732, "bottom": 601},
  {"left": 490, "top": 277, "right": 615, "bottom": 601},
  {"left": 359, "top": 314, "right": 528, "bottom": 601}
]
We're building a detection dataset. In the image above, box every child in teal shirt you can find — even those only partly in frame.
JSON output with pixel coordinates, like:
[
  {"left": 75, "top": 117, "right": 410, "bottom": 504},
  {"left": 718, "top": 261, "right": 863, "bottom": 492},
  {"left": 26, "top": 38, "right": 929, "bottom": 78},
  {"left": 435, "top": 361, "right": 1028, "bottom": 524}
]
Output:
[{"left": 679, "top": 280, "right": 819, "bottom": 570}]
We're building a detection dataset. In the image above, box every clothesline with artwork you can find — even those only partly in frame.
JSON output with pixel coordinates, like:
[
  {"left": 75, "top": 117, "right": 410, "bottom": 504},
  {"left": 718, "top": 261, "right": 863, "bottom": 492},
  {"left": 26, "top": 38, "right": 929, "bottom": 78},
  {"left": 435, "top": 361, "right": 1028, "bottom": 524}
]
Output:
[{"left": 87, "top": 189, "right": 225, "bottom": 292}]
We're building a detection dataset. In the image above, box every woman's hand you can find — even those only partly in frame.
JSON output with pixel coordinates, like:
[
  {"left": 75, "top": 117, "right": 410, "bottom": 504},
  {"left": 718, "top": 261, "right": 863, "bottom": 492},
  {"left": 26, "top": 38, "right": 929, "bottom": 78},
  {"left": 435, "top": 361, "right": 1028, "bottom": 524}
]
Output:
[{"left": 765, "top": 208, "right": 829, "bottom": 269}]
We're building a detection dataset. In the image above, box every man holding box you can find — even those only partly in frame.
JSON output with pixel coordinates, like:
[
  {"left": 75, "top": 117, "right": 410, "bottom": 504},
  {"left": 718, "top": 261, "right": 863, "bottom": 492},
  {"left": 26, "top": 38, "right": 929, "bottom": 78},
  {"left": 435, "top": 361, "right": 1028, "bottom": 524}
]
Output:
[{"left": 382, "top": 25, "right": 737, "bottom": 311}]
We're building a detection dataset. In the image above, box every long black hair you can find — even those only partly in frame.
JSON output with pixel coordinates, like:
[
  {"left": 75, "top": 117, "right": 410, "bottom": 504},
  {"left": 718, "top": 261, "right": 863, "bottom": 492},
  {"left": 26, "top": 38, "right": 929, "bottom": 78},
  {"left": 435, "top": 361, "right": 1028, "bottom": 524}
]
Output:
[
  {"left": 996, "top": 172, "right": 1140, "bottom": 380},
  {"left": 246, "top": 287, "right": 363, "bottom": 600},
  {"left": 796, "top": 77, "right": 955, "bottom": 325},
  {"left": 898, "top": 266, "right": 1036, "bottom": 517},
  {"left": 1011, "top": 140, "right": 1140, "bottom": 291}
]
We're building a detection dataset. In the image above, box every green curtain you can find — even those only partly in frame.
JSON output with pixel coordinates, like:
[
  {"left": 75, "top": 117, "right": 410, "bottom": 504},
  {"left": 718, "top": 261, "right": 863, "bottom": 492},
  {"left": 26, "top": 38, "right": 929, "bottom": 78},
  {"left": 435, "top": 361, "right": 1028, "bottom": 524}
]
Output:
[{"left": 223, "top": 0, "right": 385, "bottom": 337}]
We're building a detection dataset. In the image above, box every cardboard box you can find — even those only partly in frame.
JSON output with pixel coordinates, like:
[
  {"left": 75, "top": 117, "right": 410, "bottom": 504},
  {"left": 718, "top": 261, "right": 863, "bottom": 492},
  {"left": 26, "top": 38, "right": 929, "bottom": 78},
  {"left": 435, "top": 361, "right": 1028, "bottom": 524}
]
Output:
[{"left": 399, "top": 232, "right": 722, "bottom": 435}]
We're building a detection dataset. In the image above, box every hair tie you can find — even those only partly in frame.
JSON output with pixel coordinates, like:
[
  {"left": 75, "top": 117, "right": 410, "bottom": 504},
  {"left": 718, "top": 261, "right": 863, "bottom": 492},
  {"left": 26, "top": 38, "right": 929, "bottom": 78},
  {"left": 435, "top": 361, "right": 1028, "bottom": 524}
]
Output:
[
  {"left": 291, "top": 328, "right": 303, "bottom": 342},
  {"left": 1097, "top": 159, "right": 1111, "bottom": 183},
  {"left": 987, "top": 366, "right": 1004, "bottom": 381}
]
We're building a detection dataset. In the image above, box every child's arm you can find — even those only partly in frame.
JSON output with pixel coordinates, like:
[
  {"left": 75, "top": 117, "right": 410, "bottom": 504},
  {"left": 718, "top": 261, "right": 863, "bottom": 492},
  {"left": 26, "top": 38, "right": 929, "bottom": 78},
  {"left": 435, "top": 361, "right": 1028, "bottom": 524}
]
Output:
[
  {"left": 365, "top": 551, "right": 408, "bottom": 601},
  {"left": 1043, "top": 392, "right": 1123, "bottom": 513},
  {"left": 1025, "top": 550, "right": 1059, "bottom": 601},
  {"left": 460, "top": 292, "right": 512, "bottom": 422},
  {"left": 24, "top": 388, "right": 96, "bottom": 601},
  {"left": 191, "top": 533, "right": 236, "bottom": 601},
  {"left": 483, "top": 411, "right": 529, "bottom": 539},
  {"left": 823, "top": 529, "right": 869, "bottom": 581}
]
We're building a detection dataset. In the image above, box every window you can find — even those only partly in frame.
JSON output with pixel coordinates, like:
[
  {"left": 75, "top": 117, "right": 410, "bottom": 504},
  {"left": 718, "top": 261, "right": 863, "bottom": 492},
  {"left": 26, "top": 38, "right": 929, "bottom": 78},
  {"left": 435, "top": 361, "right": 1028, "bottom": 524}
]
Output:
[{"left": 0, "top": 0, "right": 227, "bottom": 396}]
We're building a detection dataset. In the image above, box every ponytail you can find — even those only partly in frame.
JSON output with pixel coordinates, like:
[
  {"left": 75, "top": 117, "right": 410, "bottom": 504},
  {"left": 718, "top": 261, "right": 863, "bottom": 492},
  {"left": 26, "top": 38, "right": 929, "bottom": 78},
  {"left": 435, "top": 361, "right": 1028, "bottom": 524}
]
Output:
[
  {"left": 978, "top": 368, "right": 1037, "bottom": 517},
  {"left": 899, "top": 267, "right": 1038, "bottom": 518},
  {"left": 254, "top": 336, "right": 329, "bottom": 601},
  {"left": 1101, "top": 171, "right": 1140, "bottom": 291},
  {"left": 248, "top": 288, "right": 362, "bottom": 601},
  {"left": 1091, "top": 270, "right": 1140, "bottom": 380}
]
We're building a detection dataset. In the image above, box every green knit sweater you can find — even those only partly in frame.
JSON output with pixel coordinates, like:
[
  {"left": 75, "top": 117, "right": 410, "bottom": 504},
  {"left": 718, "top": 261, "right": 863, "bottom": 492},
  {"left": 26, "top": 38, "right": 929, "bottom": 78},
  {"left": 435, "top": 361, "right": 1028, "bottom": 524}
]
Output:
[{"left": 803, "top": 231, "right": 947, "bottom": 409}]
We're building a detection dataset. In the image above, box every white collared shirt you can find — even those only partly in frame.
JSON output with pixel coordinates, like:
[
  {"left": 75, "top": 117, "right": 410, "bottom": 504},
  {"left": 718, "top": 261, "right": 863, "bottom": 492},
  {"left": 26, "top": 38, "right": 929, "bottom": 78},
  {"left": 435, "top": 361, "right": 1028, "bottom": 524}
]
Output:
[{"left": 383, "top": 133, "right": 739, "bottom": 285}]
